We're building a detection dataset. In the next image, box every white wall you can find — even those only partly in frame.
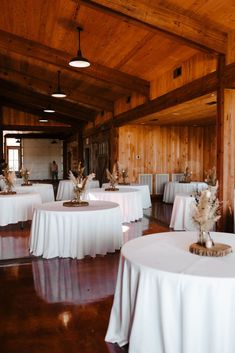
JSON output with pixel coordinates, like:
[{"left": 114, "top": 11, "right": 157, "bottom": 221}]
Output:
[{"left": 22, "top": 139, "right": 63, "bottom": 180}]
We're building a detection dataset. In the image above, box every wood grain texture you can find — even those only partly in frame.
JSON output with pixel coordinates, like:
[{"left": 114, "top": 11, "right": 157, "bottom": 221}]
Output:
[
  {"left": 84, "top": 0, "right": 227, "bottom": 53},
  {"left": 118, "top": 125, "right": 215, "bottom": 184}
]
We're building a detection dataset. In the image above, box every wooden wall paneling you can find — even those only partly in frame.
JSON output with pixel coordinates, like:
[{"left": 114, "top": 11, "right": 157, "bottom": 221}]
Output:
[
  {"left": 151, "top": 52, "right": 217, "bottom": 100},
  {"left": 114, "top": 93, "right": 148, "bottom": 116},
  {"left": 118, "top": 125, "right": 216, "bottom": 188},
  {"left": 203, "top": 125, "right": 216, "bottom": 178}
]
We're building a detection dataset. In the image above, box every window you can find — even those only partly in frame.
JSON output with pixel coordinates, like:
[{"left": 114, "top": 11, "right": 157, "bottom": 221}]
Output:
[{"left": 7, "top": 147, "right": 20, "bottom": 171}]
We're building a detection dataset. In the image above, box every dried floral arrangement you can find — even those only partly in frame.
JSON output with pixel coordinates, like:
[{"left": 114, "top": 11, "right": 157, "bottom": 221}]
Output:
[
  {"left": 63, "top": 162, "right": 95, "bottom": 206},
  {"left": 119, "top": 168, "right": 129, "bottom": 185},
  {"left": 192, "top": 182, "right": 221, "bottom": 247},
  {"left": 20, "top": 167, "right": 32, "bottom": 185},
  {"left": 0, "top": 168, "right": 16, "bottom": 194},
  {"left": 205, "top": 166, "right": 217, "bottom": 186},
  {"left": 106, "top": 165, "right": 119, "bottom": 191},
  {"left": 180, "top": 166, "right": 192, "bottom": 183}
]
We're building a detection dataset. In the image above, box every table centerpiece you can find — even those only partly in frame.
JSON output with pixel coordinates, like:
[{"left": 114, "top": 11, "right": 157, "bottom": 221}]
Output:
[
  {"left": 179, "top": 166, "right": 192, "bottom": 183},
  {"left": 63, "top": 162, "right": 95, "bottom": 207},
  {"left": 0, "top": 168, "right": 16, "bottom": 195},
  {"left": 105, "top": 166, "right": 119, "bottom": 191},
  {"left": 189, "top": 182, "right": 232, "bottom": 256},
  {"left": 20, "top": 167, "right": 32, "bottom": 186}
]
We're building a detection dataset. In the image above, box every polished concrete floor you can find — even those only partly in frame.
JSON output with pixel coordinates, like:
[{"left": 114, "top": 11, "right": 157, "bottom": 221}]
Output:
[{"left": 0, "top": 200, "right": 172, "bottom": 353}]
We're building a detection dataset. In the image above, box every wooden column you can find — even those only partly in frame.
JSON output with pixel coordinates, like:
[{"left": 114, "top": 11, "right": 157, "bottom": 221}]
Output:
[
  {"left": 63, "top": 140, "right": 68, "bottom": 179},
  {"left": 0, "top": 106, "right": 3, "bottom": 160},
  {"left": 217, "top": 55, "right": 235, "bottom": 231},
  {"left": 109, "top": 124, "right": 119, "bottom": 169},
  {"left": 77, "top": 129, "right": 84, "bottom": 163}
]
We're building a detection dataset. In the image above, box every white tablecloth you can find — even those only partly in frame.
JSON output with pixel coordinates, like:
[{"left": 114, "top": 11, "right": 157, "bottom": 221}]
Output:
[
  {"left": 32, "top": 258, "right": 117, "bottom": 304},
  {"left": 0, "top": 193, "right": 42, "bottom": 226},
  {"left": 170, "top": 194, "right": 197, "bottom": 230},
  {"left": 85, "top": 188, "right": 143, "bottom": 223},
  {"left": 163, "top": 181, "right": 208, "bottom": 203},
  {"left": 14, "top": 183, "right": 55, "bottom": 203},
  {"left": 102, "top": 183, "right": 151, "bottom": 209},
  {"left": 56, "top": 179, "right": 100, "bottom": 200},
  {"left": 29, "top": 200, "right": 123, "bottom": 259},
  {"left": 106, "top": 231, "right": 235, "bottom": 353}
]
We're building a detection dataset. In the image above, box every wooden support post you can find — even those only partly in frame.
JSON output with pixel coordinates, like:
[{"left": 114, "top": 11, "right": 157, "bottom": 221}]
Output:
[
  {"left": 217, "top": 55, "right": 235, "bottom": 231},
  {"left": 63, "top": 140, "right": 68, "bottom": 179}
]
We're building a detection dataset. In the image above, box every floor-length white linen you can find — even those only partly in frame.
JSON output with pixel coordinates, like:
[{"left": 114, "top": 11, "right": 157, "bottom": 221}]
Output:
[
  {"left": 0, "top": 193, "right": 42, "bottom": 226},
  {"left": 14, "top": 183, "right": 54, "bottom": 203},
  {"left": 29, "top": 200, "right": 123, "bottom": 259},
  {"left": 163, "top": 181, "right": 208, "bottom": 203},
  {"left": 102, "top": 183, "right": 151, "bottom": 209},
  {"left": 106, "top": 231, "right": 235, "bottom": 353},
  {"left": 32, "top": 258, "right": 117, "bottom": 304},
  {"left": 170, "top": 194, "right": 197, "bottom": 230},
  {"left": 56, "top": 179, "right": 100, "bottom": 200},
  {"left": 85, "top": 188, "right": 143, "bottom": 223}
]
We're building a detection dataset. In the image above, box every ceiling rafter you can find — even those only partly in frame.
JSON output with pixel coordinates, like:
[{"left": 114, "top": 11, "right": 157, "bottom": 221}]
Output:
[
  {"left": 0, "top": 78, "right": 95, "bottom": 123},
  {"left": 0, "top": 29, "right": 150, "bottom": 97},
  {"left": 82, "top": 0, "right": 227, "bottom": 54}
]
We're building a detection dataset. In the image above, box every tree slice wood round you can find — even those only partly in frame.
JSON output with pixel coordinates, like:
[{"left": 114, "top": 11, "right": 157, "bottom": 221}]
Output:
[
  {"left": 63, "top": 201, "right": 89, "bottom": 207},
  {"left": 105, "top": 188, "right": 119, "bottom": 191},
  {"left": 189, "top": 243, "right": 232, "bottom": 257},
  {"left": 0, "top": 191, "right": 17, "bottom": 195}
]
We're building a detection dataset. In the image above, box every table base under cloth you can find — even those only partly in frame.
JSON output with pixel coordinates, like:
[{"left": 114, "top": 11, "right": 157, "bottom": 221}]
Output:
[
  {"left": 14, "top": 183, "right": 55, "bottom": 203},
  {"left": 0, "top": 193, "right": 42, "bottom": 226},
  {"left": 170, "top": 194, "right": 198, "bottom": 230},
  {"left": 102, "top": 183, "right": 151, "bottom": 209},
  {"left": 163, "top": 181, "right": 208, "bottom": 203},
  {"left": 85, "top": 188, "right": 143, "bottom": 223},
  {"left": 29, "top": 200, "right": 123, "bottom": 259},
  {"left": 106, "top": 232, "right": 235, "bottom": 353}
]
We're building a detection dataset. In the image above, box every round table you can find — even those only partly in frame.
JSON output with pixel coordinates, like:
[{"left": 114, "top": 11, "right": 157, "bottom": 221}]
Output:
[
  {"left": 56, "top": 179, "right": 100, "bottom": 201},
  {"left": 106, "top": 231, "right": 235, "bottom": 353},
  {"left": 14, "top": 183, "right": 54, "bottom": 203},
  {"left": 102, "top": 183, "right": 151, "bottom": 209},
  {"left": 163, "top": 181, "right": 208, "bottom": 203},
  {"left": 85, "top": 188, "right": 143, "bottom": 223},
  {"left": 0, "top": 193, "right": 42, "bottom": 226},
  {"left": 170, "top": 194, "right": 198, "bottom": 230},
  {"left": 29, "top": 200, "right": 123, "bottom": 259}
]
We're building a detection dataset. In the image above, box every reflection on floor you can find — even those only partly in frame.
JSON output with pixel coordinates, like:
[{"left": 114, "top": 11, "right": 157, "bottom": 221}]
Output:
[{"left": 0, "top": 200, "right": 172, "bottom": 353}]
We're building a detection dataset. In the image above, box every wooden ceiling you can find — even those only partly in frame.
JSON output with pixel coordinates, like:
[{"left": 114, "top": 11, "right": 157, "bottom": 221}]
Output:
[{"left": 0, "top": 0, "right": 234, "bottom": 129}]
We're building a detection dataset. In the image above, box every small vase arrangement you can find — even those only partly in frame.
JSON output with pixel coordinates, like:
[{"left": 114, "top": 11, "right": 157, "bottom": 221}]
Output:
[
  {"left": 105, "top": 167, "right": 119, "bottom": 191},
  {"left": 63, "top": 162, "right": 95, "bottom": 207},
  {"left": 189, "top": 183, "right": 232, "bottom": 256},
  {"left": 20, "top": 167, "right": 32, "bottom": 186},
  {"left": 0, "top": 168, "right": 16, "bottom": 195},
  {"left": 179, "top": 166, "right": 192, "bottom": 183},
  {"left": 118, "top": 168, "right": 130, "bottom": 185},
  {"left": 205, "top": 166, "right": 217, "bottom": 186}
]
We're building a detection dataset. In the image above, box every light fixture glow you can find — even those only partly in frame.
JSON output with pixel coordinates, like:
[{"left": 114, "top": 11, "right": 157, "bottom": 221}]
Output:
[
  {"left": 39, "top": 119, "right": 49, "bottom": 122},
  {"left": 51, "top": 71, "right": 67, "bottom": 98},
  {"left": 43, "top": 106, "right": 55, "bottom": 113},
  {"left": 69, "top": 27, "right": 90, "bottom": 68}
]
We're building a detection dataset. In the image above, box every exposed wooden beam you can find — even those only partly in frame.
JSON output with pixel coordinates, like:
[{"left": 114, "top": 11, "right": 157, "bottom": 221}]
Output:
[
  {"left": 0, "top": 98, "right": 83, "bottom": 129},
  {"left": 0, "top": 56, "right": 113, "bottom": 112},
  {"left": 0, "top": 29, "right": 150, "bottom": 97},
  {"left": 223, "top": 62, "right": 235, "bottom": 88},
  {"left": 114, "top": 72, "right": 218, "bottom": 126},
  {"left": 0, "top": 78, "right": 95, "bottom": 123},
  {"left": 82, "top": 0, "right": 227, "bottom": 54}
]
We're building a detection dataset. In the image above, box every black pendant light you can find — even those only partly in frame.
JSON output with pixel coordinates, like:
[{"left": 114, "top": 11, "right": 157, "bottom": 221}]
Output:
[
  {"left": 69, "top": 27, "right": 90, "bottom": 68},
  {"left": 43, "top": 103, "right": 55, "bottom": 113},
  {"left": 51, "top": 70, "right": 67, "bottom": 98}
]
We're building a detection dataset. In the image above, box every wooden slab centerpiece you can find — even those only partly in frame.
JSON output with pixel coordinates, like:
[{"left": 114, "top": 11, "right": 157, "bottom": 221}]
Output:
[{"left": 189, "top": 242, "right": 232, "bottom": 257}]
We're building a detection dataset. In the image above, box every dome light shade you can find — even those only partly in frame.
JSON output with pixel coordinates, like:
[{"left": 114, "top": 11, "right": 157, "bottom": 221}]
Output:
[
  {"left": 51, "top": 70, "right": 67, "bottom": 98},
  {"left": 43, "top": 104, "right": 55, "bottom": 113},
  {"left": 69, "top": 27, "right": 90, "bottom": 68}
]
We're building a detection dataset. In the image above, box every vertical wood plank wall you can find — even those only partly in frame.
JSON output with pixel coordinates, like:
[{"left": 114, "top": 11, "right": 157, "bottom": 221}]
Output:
[{"left": 118, "top": 125, "right": 216, "bottom": 185}]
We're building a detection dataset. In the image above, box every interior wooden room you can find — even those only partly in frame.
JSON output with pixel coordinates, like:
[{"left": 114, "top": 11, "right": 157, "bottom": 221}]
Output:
[{"left": 0, "top": 1, "right": 235, "bottom": 353}]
